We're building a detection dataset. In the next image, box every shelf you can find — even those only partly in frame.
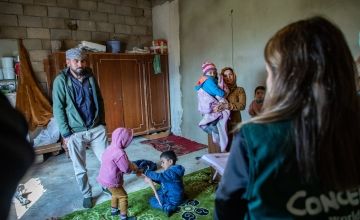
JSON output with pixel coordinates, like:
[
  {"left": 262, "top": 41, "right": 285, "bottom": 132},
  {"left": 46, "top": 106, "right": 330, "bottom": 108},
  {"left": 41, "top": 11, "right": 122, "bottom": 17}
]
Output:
[
  {"left": 0, "top": 79, "right": 17, "bottom": 94},
  {"left": 0, "top": 79, "right": 16, "bottom": 82}
]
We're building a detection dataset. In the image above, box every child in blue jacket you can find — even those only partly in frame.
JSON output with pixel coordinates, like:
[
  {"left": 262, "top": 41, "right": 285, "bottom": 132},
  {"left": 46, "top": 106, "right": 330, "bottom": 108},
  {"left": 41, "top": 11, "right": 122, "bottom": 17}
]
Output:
[{"left": 143, "top": 150, "right": 185, "bottom": 216}]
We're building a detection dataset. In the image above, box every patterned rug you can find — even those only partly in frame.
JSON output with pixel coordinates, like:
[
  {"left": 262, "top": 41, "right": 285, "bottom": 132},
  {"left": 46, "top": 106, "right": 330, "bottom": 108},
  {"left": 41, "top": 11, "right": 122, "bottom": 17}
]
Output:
[
  {"left": 61, "top": 168, "right": 216, "bottom": 220},
  {"left": 140, "top": 135, "right": 207, "bottom": 156}
]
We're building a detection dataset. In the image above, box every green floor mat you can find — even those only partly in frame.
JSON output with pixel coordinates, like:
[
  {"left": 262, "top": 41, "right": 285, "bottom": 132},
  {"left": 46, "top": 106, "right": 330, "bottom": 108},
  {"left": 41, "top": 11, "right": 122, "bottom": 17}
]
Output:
[{"left": 61, "top": 168, "right": 216, "bottom": 220}]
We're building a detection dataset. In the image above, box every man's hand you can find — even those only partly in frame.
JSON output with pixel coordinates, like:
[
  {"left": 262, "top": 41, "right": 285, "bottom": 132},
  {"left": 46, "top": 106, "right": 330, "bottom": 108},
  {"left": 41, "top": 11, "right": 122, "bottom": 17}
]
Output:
[{"left": 63, "top": 136, "right": 70, "bottom": 145}]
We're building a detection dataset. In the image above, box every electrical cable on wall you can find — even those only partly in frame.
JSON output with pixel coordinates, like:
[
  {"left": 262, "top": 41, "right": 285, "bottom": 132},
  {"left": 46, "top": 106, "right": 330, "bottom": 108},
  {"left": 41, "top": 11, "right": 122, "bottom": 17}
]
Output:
[{"left": 230, "top": 9, "right": 234, "bottom": 68}]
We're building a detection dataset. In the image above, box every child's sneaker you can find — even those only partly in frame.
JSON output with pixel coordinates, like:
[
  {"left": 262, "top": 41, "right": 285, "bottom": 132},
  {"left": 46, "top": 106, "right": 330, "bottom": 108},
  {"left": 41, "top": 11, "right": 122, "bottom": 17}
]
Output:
[
  {"left": 163, "top": 205, "right": 177, "bottom": 217},
  {"left": 166, "top": 210, "right": 174, "bottom": 217},
  {"left": 119, "top": 214, "right": 136, "bottom": 220},
  {"left": 111, "top": 207, "right": 120, "bottom": 216},
  {"left": 83, "top": 197, "right": 93, "bottom": 208}
]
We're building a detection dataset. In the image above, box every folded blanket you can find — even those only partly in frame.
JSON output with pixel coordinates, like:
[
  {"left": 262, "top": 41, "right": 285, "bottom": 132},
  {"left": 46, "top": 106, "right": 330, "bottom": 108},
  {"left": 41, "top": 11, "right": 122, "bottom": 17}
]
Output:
[{"left": 197, "top": 88, "right": 230, "bottom": 152}]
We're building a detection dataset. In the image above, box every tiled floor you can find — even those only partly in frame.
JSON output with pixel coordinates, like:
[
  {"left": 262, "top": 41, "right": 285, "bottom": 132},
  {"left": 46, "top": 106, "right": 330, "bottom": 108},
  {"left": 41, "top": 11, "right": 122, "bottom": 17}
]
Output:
[{"left": 8, "top": 137, "right": 208, "bottom": 220}]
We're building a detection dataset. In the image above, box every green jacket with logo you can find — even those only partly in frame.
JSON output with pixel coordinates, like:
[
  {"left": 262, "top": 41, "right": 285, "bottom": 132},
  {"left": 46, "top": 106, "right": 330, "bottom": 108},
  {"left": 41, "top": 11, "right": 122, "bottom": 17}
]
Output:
[{"left": 215, "top": 120, "right": 360, "bottom": 219}]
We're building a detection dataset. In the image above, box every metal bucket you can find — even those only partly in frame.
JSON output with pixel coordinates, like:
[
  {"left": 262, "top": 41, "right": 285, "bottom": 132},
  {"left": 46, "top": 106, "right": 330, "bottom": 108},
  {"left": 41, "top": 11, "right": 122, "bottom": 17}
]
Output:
[{"left": 106, "top": 40, "right": 121, "bottom": 53}]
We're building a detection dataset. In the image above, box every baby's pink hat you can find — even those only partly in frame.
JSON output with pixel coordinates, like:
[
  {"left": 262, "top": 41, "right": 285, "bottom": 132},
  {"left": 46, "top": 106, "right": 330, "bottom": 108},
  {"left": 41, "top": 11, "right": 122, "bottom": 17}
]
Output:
[{"left": 202, "top": 61, "right": 217, "bottom": 75}]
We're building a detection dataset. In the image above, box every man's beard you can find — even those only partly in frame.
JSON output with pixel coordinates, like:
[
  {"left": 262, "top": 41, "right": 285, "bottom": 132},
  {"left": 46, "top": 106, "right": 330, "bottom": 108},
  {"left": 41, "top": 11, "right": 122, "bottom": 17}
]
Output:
[{"left": 72, "top": 67, "right": 86, "bottom": 77}]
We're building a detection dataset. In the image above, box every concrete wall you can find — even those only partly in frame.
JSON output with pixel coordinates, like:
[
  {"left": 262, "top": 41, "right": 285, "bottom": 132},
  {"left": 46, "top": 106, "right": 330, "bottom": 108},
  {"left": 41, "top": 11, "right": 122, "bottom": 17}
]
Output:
[
  {"left": 152, "top": 0, "right": 182, "bottom": 135},
  {"left": 0, "top": 39, "right": 18, "bottom": 58},
  {"left": 179, "top": 0, "right": 360, "bottom": 144},
  {"left": 0, "top": 0, "right": 153, "bottom": 91}
]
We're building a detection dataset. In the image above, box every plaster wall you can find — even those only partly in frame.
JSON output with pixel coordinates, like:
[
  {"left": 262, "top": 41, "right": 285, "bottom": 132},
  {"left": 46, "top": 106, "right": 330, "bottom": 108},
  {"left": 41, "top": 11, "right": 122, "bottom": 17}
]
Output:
[
  {"left": 152, "top": 0, "right": 182, "bottom": 135},
  {"left": 179, "top": 0, "right": 360, "bottom": 144},
  {"left": 0, "top": 39, "right": 18, "bottom": 59}
]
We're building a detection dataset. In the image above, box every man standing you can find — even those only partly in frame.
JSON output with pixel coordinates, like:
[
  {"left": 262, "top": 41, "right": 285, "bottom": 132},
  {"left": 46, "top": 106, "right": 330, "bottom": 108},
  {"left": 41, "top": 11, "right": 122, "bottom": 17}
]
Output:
[{"left": 52, "top": 48, "right": 107, "bottom": 208}]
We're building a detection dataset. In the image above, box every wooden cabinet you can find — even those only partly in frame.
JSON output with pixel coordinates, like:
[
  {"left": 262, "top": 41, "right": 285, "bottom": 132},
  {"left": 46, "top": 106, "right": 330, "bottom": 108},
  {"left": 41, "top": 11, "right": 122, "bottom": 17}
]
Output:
[
  {"left": 90, "top": 54, "right": 149, "bottom": 136},
  {"left": 44, "top": 52, "right": 66, "bottom": 99},
  {"left": 45, "top": 52, "right": 170, "bottom": 136},
  {"left": 144, "top": 55, "right": 170, "bottom": 132}
]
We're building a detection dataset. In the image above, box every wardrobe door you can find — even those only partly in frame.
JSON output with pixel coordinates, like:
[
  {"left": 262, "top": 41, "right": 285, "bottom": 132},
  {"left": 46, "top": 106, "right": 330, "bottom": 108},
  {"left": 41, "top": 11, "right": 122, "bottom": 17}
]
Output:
[
  {"left": 144, "top": 54, "right": 170, "bottom": 132},
  {"left": 91, "top": 54, "right": 148, "bottom": 136},
  {"left": 91, "top": 54, "right": 125, "bottom": 136},
  {"left": 118, "top": 55, "right": 148, "bottom": 135}
]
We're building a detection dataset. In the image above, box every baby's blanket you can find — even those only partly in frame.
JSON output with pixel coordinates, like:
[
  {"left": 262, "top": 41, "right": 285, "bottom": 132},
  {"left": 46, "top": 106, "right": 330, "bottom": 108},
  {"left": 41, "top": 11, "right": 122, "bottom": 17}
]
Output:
[{"left": 197, "top": 88, "right": 230, "bottom": 152}]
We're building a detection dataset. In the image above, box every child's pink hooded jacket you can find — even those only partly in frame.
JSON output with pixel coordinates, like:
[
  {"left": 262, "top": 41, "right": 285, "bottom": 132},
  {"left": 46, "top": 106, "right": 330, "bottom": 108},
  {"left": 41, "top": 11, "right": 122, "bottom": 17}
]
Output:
[{"left": 97, "top": 128, "right": 133, "bottom": 188}]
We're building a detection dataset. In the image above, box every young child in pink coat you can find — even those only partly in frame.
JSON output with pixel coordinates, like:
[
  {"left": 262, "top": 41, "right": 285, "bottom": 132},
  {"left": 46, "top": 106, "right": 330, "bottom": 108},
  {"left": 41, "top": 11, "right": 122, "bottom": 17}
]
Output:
[{"left": 97, "top": 127, "right": 137, "bottom": 220}]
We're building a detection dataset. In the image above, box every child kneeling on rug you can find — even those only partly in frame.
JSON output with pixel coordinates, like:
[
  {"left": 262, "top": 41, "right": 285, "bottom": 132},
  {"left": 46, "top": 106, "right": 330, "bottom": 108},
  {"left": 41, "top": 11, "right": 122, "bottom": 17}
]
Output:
[
  {"left": 97, "top": 127, "right": 137, "bottom": 220},
  {"left": 143, "top": 150, "right": 185, "bottom": 216}
]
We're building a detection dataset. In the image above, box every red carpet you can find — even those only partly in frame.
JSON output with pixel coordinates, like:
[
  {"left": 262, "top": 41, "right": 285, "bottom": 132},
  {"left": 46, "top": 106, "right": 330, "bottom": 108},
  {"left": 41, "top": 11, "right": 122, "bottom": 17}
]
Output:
[{"left": 140, "top": 135, "right": 207, "bottom": 156}]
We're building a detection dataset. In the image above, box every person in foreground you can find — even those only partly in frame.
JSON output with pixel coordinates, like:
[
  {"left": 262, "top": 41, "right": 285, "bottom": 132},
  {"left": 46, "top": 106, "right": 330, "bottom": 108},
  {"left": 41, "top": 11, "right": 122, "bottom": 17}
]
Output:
[
  {"left": 52, "top": 48, "right": 108, "bottom": 208},
  {"left": 143, "top": 150, "right": 185, "bottom": 216},
  {"left": 0, "top": 93, "right": 34, "bottom": 219},
  {"left": 97, "top": 127, "right": 136, "bottom": 220},
  {"left": 215, "top": 16, "right": 360, "bottom": 219}
]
